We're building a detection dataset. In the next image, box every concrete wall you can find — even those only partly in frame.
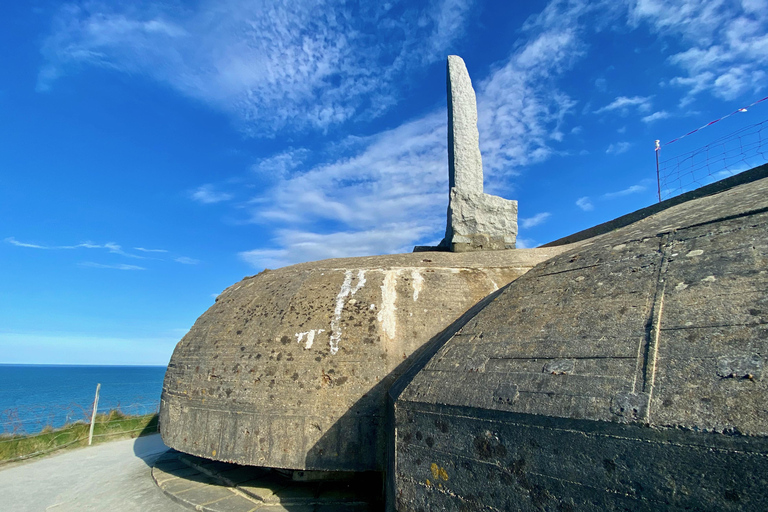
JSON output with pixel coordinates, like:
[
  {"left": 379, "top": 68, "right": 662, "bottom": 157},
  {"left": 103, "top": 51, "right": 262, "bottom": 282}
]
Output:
[{"left": 391, "top": 174, "right": 768, "bottom": 510}]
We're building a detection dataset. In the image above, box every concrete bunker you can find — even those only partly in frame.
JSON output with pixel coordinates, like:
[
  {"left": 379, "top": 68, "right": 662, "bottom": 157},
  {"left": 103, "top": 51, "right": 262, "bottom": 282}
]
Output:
[
  {"left": 157, "top": 53, "right": 768, "bottom": 510},
  {"left": 390, "top": 165, "right": 768, "bottom": 511}
]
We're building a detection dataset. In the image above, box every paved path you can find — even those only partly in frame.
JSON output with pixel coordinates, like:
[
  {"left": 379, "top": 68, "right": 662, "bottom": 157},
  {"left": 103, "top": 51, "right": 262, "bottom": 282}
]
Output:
[{"left": 0, "top": 434, "right": 185, "bottom": 511}]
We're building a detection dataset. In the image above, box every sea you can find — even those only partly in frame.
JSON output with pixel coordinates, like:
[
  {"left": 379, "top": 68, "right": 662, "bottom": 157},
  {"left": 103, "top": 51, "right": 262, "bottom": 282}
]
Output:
[{"left": 0, "top": 365, "right": 167, "bottom": 435}]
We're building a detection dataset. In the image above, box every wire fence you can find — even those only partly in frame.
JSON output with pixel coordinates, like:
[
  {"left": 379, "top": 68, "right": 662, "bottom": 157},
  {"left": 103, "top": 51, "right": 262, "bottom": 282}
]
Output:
[
  {"left": 655, "top": 96, "right": 768, "bottom": 201},
  {"left": 0, "top": 390, "right": 161, "bottom": 465},
  {"left": 0, "top": 397, "right": 161, "bottom": 436},
  {"left": 657, "top": 119, "right": 768, "bottom": 201}
]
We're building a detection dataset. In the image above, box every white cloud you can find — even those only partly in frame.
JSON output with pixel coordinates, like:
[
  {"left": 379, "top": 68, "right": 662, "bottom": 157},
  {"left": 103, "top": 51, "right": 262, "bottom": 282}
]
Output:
[
  {"left": 631, "top": 0, "right": 768, "bottom": 102},
  {"left": 38, "top": 0, "right": 474, "bottom": 133},
  {"left": 520, "top": 212, "right": 551, "bottom": 229},
  {"left": 477, "top": 30, "right": 580, "bottom": 185},
  {"left": 603, "top": 184, "right": 646, "bottom": 198},
  {"left": 239, "top": 225, "right": 430, "bottom": 269},
  {"left": 79, "top": 262, "right": 146, "bottom": 270},
  {"left": 642, "top": 110, "right": 671, "bottom": 123},
  {"left": 5, "top": 237, "right": 142, "bottom": 258},
  {"left": 514, "top": 238, "right": 537, "bottom": 249},
  {"left": 606, "top": 142, "right": 632, "bottom": 155},
  {"left": 594, "top": 96, "right": 653, "bottom": 114},
  {"left": 252, "top": 149, "right": 309, "bottom": 178},
  {"left": 190, "top": 184, "right": 233, "bottom": 204},
  {"left": 236, "top": 21, "right": 588, "bottom": 268},
  {"left": 174, "top": 256, "right": 200, "bottom": 265},
  {"left": 134, "top": 247, "right": 168, "bottom": 253},
  {"left": 4, "top": 237, "right": 48, "bottom": 249},
  {"left": 576, "top": 196, "right": 594, "bottom": 211}
]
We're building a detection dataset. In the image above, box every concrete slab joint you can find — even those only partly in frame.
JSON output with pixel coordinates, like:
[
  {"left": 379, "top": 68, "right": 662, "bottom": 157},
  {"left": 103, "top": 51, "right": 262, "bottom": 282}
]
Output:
[{"left": 439, "top": 55, "right": 518, "bottom": 252}]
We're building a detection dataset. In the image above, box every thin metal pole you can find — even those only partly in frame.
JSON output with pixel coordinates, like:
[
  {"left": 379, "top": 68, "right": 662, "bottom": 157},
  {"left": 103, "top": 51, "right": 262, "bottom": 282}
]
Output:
[
  {"left": 655, "top": 140, "right": 661, "bottom": 203},
  {"left": 88, "top": 383, "right": 101, "bottom": 446}
]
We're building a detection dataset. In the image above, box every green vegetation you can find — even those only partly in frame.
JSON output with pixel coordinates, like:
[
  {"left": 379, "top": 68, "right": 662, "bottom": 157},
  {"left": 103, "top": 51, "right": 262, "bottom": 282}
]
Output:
[{"left": 0, "top": 411, "right": 158, "bottom": 464}]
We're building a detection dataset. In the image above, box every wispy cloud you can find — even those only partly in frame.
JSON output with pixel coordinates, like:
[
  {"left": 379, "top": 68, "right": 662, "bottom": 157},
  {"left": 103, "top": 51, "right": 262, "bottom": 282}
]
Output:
[
  {"left": 5, "top": 237, "right": 142, "bottom": 258},
  {"left": 79, "top": 262, "right": 146, "bottom": 270},
  {"left": 239, "top": 225, "right": 431, "bottom": 269},
  {"left": 6, "top": 237, "right": 197, "bottom": 267},
  {"left": 606, "top": 142, "right": 632, "bottom": 155},
  {"left": 631, "top": 0, "right": 768, "bottom": 102},
  {"left": 576, "top": 196, "right": 594, "bottom": 211},
  {"left": 594, "top": 95, "right": 653, "bottom": 114},
  {"left": 38, "top": 0, "right": 474, "bottom": 134},
  {"left": 174, "top": 256, "right": 200, "bottom": 265},
  {"left": 190, "top": 184, "right": 233, "bottom": 204},
  {"left": 134, "top": 247, "right": 168, "bottom": 253},
  {"left": 5, "top": 237, "right": 48, "bottom": 249},
  {"left": 477, "top": 30, "right": 580, "bottom": 185},
  {"left": 234, "top": 17, "right": 590, "bottom": 268},
  {"left": 251, "top": 149, "right": 309, "bottom": 179},
  {"left": 603, "top": 184, "right": 646, "bottom": 199},
  {"left": 520, "top": 212, "right": 552, "bottom": 229},
  {"left": 642, "top": 110, "right": 671, "bottom": 123}
]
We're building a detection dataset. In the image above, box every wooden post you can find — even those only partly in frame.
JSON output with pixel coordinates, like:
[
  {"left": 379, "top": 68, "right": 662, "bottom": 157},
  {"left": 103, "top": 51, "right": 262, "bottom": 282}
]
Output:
[{"left": 88, "top": 383, "right": 101, "bottom": 446}]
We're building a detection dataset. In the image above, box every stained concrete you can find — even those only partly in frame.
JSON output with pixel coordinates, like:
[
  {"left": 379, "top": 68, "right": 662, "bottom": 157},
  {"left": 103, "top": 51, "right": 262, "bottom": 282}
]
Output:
[
  {"left": 160, "top": 249, "right": 566, "bottom": 472},
  {"left": 391, "top": 173, "right": 768, "bottom": 510}
]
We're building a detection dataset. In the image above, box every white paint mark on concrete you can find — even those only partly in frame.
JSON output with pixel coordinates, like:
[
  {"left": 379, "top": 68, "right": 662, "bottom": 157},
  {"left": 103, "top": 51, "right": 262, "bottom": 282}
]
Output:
[
  {"left": 686, "top": 249, "right": 704, "bottom": 257},
  {"left": 411, "top": 269, "right": 424, "bottom": 301},
  {"left": 295, "top": 329, "right": 325, "bottom": 349},
  {"left": 378, "top": 270, "right": 400, "bottom": 340},
  {"left": 329, "top": 270, "right": 366, "bottom": 355},
  {"left": 351, "top": 269, "right": 366, "bottom": 295}
]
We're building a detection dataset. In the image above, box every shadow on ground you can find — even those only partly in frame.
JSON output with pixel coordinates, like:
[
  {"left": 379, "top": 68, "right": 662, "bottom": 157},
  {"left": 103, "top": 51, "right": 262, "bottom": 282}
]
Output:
[
  {"left": 131, "top": 417, "right": 166, "bottom": 466},
  {"left": 151, "top": 448, "right": 383, "bottom": 511}
]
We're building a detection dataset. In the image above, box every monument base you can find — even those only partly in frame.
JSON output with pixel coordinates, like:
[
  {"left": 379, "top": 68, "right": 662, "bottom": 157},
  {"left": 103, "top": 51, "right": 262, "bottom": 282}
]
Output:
[{"left": 443, "top": 188, "right": 518, "bottom": 252}]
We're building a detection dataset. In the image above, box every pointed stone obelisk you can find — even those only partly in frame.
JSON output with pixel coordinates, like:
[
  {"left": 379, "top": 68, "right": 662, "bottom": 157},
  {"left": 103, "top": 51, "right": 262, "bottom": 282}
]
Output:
[
  {"left": 441, "top": 55, "right": 518, "bottom": 252},
  {"left": 447, "top": 56, "right": 484, "bottom": 195}
]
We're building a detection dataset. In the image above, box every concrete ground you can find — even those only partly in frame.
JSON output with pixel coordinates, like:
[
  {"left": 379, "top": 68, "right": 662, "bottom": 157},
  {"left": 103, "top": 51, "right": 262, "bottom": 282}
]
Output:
[{"left": 0, "top": 434, "right": 185, "bottom": 511}]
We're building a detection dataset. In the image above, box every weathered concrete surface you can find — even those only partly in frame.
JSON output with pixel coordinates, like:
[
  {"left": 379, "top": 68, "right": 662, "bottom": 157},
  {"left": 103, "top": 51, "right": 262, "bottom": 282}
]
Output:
[
  {"left": 160, "top": 248, "right": 566, "bottom": 472},
  {"left": 392, "top": 173, "right": 768, "bottom": 510},
  {"left": 440, "top": 55, "right": 518, "bottom": 252},
  {"left": 0, "top": 434, "right": 184, "bottom": 512}
]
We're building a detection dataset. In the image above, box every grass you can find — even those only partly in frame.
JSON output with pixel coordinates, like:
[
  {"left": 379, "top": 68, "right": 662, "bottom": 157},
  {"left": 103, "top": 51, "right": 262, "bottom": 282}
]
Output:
[{"left": 0, "top": 410, "right": 159, "bottom": 464}]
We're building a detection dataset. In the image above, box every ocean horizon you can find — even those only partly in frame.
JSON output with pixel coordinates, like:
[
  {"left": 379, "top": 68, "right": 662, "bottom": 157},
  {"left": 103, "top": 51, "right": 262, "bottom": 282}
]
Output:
[{"left": 0, "top": 364, "right": 167, "bottom": 435}]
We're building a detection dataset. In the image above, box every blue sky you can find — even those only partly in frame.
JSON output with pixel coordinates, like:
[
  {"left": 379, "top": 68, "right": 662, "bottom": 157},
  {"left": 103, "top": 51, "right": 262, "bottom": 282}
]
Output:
[{"left": 1, "top": 0, "right": 767, "bottom": 365}]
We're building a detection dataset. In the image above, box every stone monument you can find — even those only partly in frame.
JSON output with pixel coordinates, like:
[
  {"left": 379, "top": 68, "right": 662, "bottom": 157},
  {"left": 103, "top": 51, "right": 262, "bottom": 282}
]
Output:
[{"left": 435, "top": 55, "right": 518, "bottom": 252}]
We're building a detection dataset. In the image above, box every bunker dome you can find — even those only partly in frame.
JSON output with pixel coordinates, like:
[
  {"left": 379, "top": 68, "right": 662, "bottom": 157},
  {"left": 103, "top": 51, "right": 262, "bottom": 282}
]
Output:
[
  {"left": 158, "top": 249, "right": 561, "bottom": 471},
  {"left": 158, "top": 54, "right": 532, "bottom": 473}
]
